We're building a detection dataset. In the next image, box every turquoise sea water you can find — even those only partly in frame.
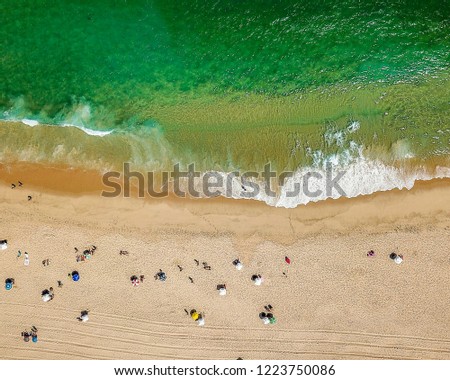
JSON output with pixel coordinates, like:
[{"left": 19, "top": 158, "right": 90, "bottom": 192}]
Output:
[{"left": 0, "top": 0, "right": 449, "bottom": 205}]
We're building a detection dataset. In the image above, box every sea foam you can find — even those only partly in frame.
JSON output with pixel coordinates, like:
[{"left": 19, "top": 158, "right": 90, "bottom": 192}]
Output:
[
  {"left": 13, "top": 118, "right": 113, "bottom": 137},
  {"left": 191, "top": 158, "right": 450, "bottom": 208}
]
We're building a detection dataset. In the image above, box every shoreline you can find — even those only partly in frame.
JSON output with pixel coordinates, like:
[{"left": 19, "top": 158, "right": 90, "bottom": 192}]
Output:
[{"left": 1, "top": 161, "right": 450, "bottom": 244}]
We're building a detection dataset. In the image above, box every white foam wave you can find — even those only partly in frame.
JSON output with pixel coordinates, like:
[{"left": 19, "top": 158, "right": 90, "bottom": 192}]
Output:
[
  {"left": 61, "top": 123, "right": 112, "bottom": 137},
  {"left": 7, "top": 118, "right": 113, "bottom": 137},
  {"left": 187, "top": 158, "right": 450, "bottom": 208},
  {"left": 21, "top": 118, "right": 39, "bottom": 127}
]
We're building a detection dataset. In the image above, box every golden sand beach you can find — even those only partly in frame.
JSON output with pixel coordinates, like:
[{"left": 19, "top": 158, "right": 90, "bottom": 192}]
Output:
[{"left": 0, "top": 164, "right": 449, "bottom": 360}]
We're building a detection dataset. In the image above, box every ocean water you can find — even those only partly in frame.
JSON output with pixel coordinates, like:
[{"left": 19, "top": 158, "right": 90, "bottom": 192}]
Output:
[{"left": 0, "top": 0, "right": 449, "bottom": 206}]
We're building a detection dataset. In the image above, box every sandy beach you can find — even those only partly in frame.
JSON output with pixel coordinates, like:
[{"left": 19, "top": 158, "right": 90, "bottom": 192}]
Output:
[{"left": 0, "top": 165, "right": 449, "bottom": 360}]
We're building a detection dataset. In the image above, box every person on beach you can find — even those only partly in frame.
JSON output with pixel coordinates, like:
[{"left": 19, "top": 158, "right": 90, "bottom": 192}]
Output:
[
  {"left": 264, "top": 305, "right": 273, "bottom": 312},
  {"left": 190, "top": 309, "right": 205, "bottom": 326},
  {"left": 217, "top": 284, "right": 227, "bottom": 295},
  {"left": 389, "top": 252, "right": 404, "bottom": 264},
  {"left": 5, "top": 278, "right": 14, "bottom": 290},
  {"left": 21, "top": 331, "right": 30, "bottom": 342},
  {"left": 155, "top": 270, "right": 167, "bottom": 281},
  {"left": 0, "top": 240, "right": 7, "bottom": 250},
  {"left": 41, "top": 289, "right": 54, "bottom": 302},
  {"left": 251, "top": 274, "right": 263, "bottom": 285},
  {"left": 259, "top": 312, "right": 270, "bottom": 324},
  {"left": 232, "top": 259, "right": 243, "bottom": 270},
  {"left": 77, "top": 310, "right": 89, "bottom": 322}
]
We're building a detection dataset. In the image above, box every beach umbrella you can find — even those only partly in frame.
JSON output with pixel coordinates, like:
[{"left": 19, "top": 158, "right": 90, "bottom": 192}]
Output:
[
  {"left": 394, "top": 256, "right": 403, "bottom": 264},
  {"left": 42, "top": 293, "right": 52, "bottom": 302},
  {"left": 285, "top": 256, "right": 291, "bottom": 264},
  {"left": 233, "top": 259, "right": 243, "bottom": 270},
  {"left": 72, "top": 271, "right": 80, "bottom": 282},
  {"left": 5, "top": 279, "right": 13, "bottom": 290},
  {"left": 218, "top": 287, "right": 227, "bottom": 296},
  {"left": 253, "top": 276, "right": 262, "bottom": 286},
  {"left": 269, "top": 316, "right": 277, "bottom": 324},
  {"left": 131, "top": 278, "right": 140, "bottom": 287},
  {"left": 0, "top": 241, "right": 7, "bottom": 250},
  {"left": 262, "top": 317, "right": 270, "bottom": 325},
  {"left": 191, "top": 311, "right": 199, "bottom": 321},
  {"left": 32, "top": 335, "right": 38, "bottom": 343},
  {"left": 197, "top": 317, "right": 205, "bottom": 326},
  {"left": 80, "top": 314, "right": 89, "bottom": 322},
  {"left": 158, "top": 272, "right": 167, "bottom": 282}
]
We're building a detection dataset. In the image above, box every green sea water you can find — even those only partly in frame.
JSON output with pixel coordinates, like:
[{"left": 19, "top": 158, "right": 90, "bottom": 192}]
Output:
[{"left": 0, "top": 0, "right": 449, "bottom": 204}]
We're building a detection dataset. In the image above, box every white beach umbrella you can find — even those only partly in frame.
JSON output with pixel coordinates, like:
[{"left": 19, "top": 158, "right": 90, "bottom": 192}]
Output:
[
  {"left": 218, "top": 287, "right": 227, "bottom": 296},
  {"left": 262, "top": 317, "right": 270, "bottom": 325},
  {"left": 42, "top": 293, "right": 52, "bottom": 302},
  {"left": 0, "top": 242, "right": 7, "bottom": 250},
  {"left": 80, "top": 314, "right": 89, "bottom": 322},
  {"left": 197, "top": 317, "right": 205, "bottom": 326},
  {"left": 394, "top": 256, "right": 403, "bottom": 264},
  {"left": 235, "top": 262, "right": 243, "bottom": 270},
  {"left": 253, "top": 277, "right": 262, "bottom": 286}
]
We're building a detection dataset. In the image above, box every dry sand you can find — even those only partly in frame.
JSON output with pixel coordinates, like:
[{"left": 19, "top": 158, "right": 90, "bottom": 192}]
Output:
[{"left": 0, "top": 165, "right": 449, "bottom": 360}]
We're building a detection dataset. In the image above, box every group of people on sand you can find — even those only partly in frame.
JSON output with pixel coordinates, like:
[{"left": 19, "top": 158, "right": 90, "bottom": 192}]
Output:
[
  {"left": 183, "top": 258, "right": 274, "bottom": 327},
  {"left": 9, "top": 180, "right": 32, "bottom": 201},
  {"left": 21, "top": 326, "right": 38, "bottom": 343},
  {"left": 259, "top": 305, "right": 277, "bottom": 325},
  {"left": 367, "top": 249, "right": 404, "bottom": 264},
  {"left": 75, "top": 245, "right": 97, "bottom": 262},
  {"left": 3, "top": 225, "right": 408, "bottom": 343}
]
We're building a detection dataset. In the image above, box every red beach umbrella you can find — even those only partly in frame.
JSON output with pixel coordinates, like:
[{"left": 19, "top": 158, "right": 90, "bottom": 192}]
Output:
[{"left": 285, "top": 256, "right": 291, "bottom": 264}]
